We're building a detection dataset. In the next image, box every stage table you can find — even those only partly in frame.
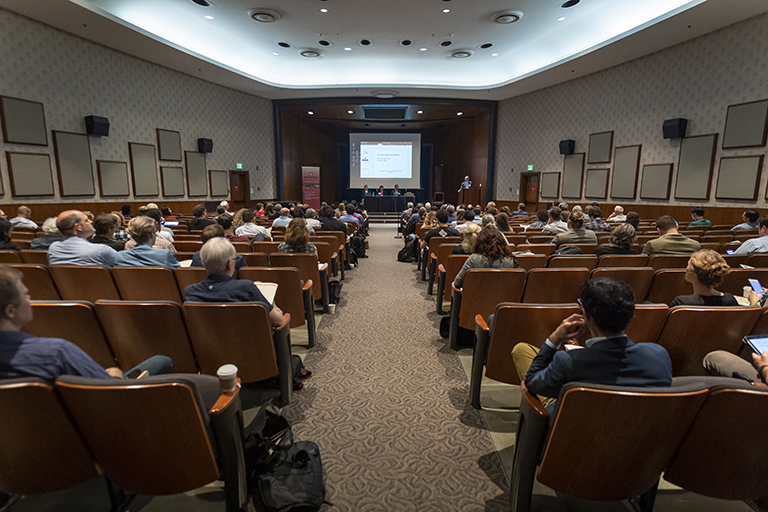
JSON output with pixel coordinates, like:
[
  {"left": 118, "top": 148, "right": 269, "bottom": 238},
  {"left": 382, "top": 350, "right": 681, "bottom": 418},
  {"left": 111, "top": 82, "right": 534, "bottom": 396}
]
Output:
[{"left": 363, "top": 195, "right": 407, "bottom": 212}]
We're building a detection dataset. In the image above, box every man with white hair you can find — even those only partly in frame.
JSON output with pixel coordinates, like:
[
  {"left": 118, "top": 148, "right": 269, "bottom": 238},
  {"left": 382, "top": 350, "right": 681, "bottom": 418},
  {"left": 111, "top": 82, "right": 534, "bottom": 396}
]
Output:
[
  {"left": 607, "top": 205, "right": 627, "bottom": 222},
  {"left": 218, "top": 201, "right": 231, "bottom": 215},
  {"left": 183, "top": 238, "right": 284, "bottom": 326},
  {"left": 30, "top": 217, "right": 61, "bottom": 250},
  {"left": 10, "top": 206, "right": 37, "bottom": 229}
]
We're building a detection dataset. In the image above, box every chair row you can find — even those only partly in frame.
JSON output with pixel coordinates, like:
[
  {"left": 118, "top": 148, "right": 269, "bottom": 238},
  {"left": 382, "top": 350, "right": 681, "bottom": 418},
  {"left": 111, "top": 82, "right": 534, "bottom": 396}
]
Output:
[
  {"left": 23, "top": 299, "right": 294, "bottom": 405},
  {"left": 470, "top": 302, "right": 767, "bottom": 410},
  {"left": 0, "top": 373, "right": 249, "bottom": 511},
  {"left": 11, "top": 263, "right": 320, "bottom": 341},
  {"left": 510, "top": 376, "right": 768, "bottom": 512}
]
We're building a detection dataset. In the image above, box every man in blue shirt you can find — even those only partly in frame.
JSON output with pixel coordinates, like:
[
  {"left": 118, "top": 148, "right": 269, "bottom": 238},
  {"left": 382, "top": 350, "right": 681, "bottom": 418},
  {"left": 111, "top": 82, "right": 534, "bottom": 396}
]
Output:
[
  {"left": 48, "top": 210, "right": 117, "bottom": 267},
  {"left": 0, "top": 267, "right": 170, "bottom": 380},
  {"left": 271, "top": 208, "right": 292, "bottom": 228},
  {"left": 734, "top": 216, "right": 768, "bottom": 255},
  {"left": 732, "top": 209, "right": 760, "bottom": 231},
  {"left": 340, "top": 204, "right": 361, "bottom": 227}
]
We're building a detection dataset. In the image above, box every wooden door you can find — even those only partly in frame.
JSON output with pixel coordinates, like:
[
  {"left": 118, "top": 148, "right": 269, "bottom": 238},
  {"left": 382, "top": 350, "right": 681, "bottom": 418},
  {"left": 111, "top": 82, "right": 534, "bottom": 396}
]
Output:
[
  {"left": 520, "top": 172, "right": 540, "bottom": 212},
  {"left": 229, "top": 171, "right": 250, "bottom": 210}
]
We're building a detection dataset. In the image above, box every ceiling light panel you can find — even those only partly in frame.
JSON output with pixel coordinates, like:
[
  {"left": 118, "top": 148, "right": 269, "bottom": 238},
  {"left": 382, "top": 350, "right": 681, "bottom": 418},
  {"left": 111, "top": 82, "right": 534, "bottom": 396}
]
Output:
[{"left": 77, "top": 0, "right": 708, "bottom": 89}]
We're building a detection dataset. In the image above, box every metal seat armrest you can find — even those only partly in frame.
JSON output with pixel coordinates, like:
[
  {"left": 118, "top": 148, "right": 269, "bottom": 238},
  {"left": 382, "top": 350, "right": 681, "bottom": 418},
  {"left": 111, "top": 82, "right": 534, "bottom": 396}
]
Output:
[
  {"left": 470, "top": 315, "right": 490, "bottom": 409},
  {"left": 449, "top": 284, "right": 463, "bottom": 350},
  {"left": 509, "top": 383, "right": 551, "bottom": 512},
  {"left": 272, "top": 314, "right": 292, "bottom": 406}
]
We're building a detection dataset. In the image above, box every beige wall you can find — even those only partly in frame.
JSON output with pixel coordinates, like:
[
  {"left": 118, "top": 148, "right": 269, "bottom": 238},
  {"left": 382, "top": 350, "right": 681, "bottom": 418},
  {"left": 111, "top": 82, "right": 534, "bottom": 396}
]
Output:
[
  {"left": 495, "top": 12, "right": 768, "bottom": 209},
  {"left": 0, "top": 8, "right": 276, "bottom": 206}
]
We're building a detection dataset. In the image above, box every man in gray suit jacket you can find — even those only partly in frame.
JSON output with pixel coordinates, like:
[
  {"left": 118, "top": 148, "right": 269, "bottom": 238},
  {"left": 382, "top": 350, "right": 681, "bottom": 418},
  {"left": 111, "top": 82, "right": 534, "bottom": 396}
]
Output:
[{"left": 642, "top": 215, "right": 701, "bottom": 255}]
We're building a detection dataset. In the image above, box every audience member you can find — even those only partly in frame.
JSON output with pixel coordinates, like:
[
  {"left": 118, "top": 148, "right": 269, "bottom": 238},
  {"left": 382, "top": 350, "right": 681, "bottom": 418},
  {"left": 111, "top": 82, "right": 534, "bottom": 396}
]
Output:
[
  {"left": 235, "top": 209, "right": 269, "bottom": 241},
  {"left": 542, "top": 207, "right": 567, "bottom": 234},
  {"left": 90, "top": 214, "right": 124, "bottom": 251},
  {"left": 688, "top": 206, "right": 711, "bottom": 227},
  {"left": 453, "top": 223, "right": 481, "bottom": 255},
  {"left": 704, "top": 349, "right": 768, "bottom": 384},
  {"left": 606, "top": 205, "right": 626, "bottom": 222},
  {"left": 472, "top": 207, "right": 483, "bottom": 224},
  {"left": 121, "top": 204, "right": 132, "bottom": 220},
  {"left": 642, "top": 215, "right": 701, "bottom": 255},
  {"left": 558, "top": 202, "right": 569, "bottom": 212},
  {"left": 584, "top": 206, "right": 611, "bottom": 232},
  {"left": 421, "top": 209, "right": 459, "bottom": 249},
  {"left": 161, "top": 207, "right": 177, "bottom": 220},
  {"left": 734, "top": 215, "right": 768, "bottom": 255},
  {"left": 732, "top": 209, "right": 760, "bottom": 231},
  {"left": 184, "top": 238, "right": 284, "bottom": 326},
  {"left": 217, "top": 214, "right": 250, "bottom": 242},
  {"left": 671, "top": 250, "right": 737, "bottom": 306},
  {"left": 232, "top": 208, "right": 247, "bottom": 229},
  {"left": 188, "top": 204, "right": 215, "bottom": 232},
  {"left": 272, "top": 208, "right": 292, "bottom": 229},
  {"left": 321, "top": 206, "right": 348, "bottom": 233},
  {"left": 512, "top": 203, "right": 527, "bottom": 216},
  {"left": 455, "top": 209, "right": 476, "bottom": 233},
  {"left": 264, "top": 203, "right": 276, "bottom": 219},
  {"left": 0, "top": 266, "right": 171, "bottom": 379},
  {"left": 0, "top": 209, "right": 5, "bottom": 220},
  {"left": 29, "top": 217, "right": 61, "bottom": 250},
  {"left": 512, "top": 278, "right": 672, "bottom": 407},
  {"left": 552, "top": 211, "right": 598, "bottom": 247},
  {"left": 446, "top": 204, "right": 456, "bottom": 223},
  {"left": 143, "top": 208, "right": 174, "bottom": 241},
  {"left": 422, "top": 211, "right": 439, "bottom": 230},
  {"left": 340, "top": 205, "right": 361, "bottom": 227},
  {"left": 9, "top": 206, "right": 37, "bottom": 229},
  {"left": 528, "top": 210, "right": 548, "bottom": 228},
  {"left": 625, "top": 211, "right": 640, "bottom": 230},
  {"left": 278, "top": 218, "right": 317, "bottom": 255},
  {"left": 305, "top": 208, "right": 322, "bottom": 231},
  {"left": 453, "top": 227, "right": 516, "bottom": 288},
  {"left": 110, "top": 211, "right": 131, "bottom": 242},
  {"left": 124, "top": 210, "right": 176, "bottom": 252},
  {"left": 48, "top": 210, "right": 116, "bottom": 267},
  {"left": 0, "top": 220, "right": 18, "bottom": 251},
  {"left": 481, "top": 214, "right": 496, "bottom": 229},
  {"left": 255, "top": 203, "right": 265, "bottom": 216},
  {"left": 218, "top": 201, "right": 231, "bottom": 216},
  {"left": 496, "top": 212, "right": 513, "bottom": 233},
  {"left": 191, "top": 224, "right": 246, "bottom": 270},
  {"left": 114, "top": 216, "right": 179, "bottom": 269},
  {"left": 594, "top": 223, "right": 635, "bottom": 257}
]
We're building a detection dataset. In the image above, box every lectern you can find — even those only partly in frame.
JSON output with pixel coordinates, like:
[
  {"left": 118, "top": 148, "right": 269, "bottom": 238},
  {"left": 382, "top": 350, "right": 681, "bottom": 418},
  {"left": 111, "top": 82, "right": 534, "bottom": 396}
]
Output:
[{"left": 458, "top": 187, "right": 481, "bottom": 205}]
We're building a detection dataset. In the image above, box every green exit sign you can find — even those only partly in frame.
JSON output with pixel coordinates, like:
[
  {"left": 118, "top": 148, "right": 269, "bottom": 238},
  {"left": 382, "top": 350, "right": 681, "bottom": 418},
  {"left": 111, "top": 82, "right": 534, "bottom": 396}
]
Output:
[
  {"left": 236, "top": 163, "right": 243, "bottom": 169},
  {"left": 527, "top": 165, "right": 533, "bottom": 171}
]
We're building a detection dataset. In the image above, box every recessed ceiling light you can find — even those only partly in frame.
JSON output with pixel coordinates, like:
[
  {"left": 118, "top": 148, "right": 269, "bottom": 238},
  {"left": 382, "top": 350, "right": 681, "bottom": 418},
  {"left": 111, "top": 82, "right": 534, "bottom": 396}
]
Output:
[
  {"left": 492, "top": 11, "right": 523, "bottom": 24},
  {"left": 320, "top": 8, "right": 328, "bottom": 13},
  {"left": 440, "top": 40, "right": 452, "bottom": 47},
  {"left": 204, "top": 15, "right": 214, "bottom": 19},
  {"left": 344, "top": 47, "right": 352, "bottom": 51},
  {"left": 442, "top": 9, "right": 450, "bottom": 13},
  {"left": 457, "top": 112, "right": 463, "bottom": 116},
  {"left": 420, "top": 47, "right": 427, "bottom": 52},
  {"left": 371, "top": 90, "right": 399, "bottom": 99},
  {"left": 562, "top": 0, "right": 580, "bottom": 7},
  {"left": 347, "top": 110, "right": 354, "bottom": 114},
  {"left": 191, "top": 0, "right": 211, "bottom": 6},
  {"left": 451, "top": 50, "right": 472, "bottom": 59},
  {"left": 273, "top": 52, "right": 279, "bottom": 55},
  {"left": 557, "top": 16, "right": 566, "bottom": 21},
  {"left": 401, "top": 40, "right": 412, "bottom": 46},
  {"left": 359, "top": 39, "right": 372, "bottom": 46},
  {"left": 318, "top": 40, "right": 331, "bottom": 46},
  {"left": 417, "top": 110, "right": 423, "bottom": 114},
  {"left": 308, "top": 111, "right": 314, "bottom": 115},
  {"left": 278, "top": 42, "right": 290, "bottom": 48},
  {"left": 480, "top": 43, "right": 493, "bottom": 49},
  {"left": 249, "top": 9, "right": 281, "bottom": 23},
  {"left": 300, "top": 50, "right": 321, "bottom": 58},
  {"left": 492, "top": 53, "right": 498, "bottom": 56}
]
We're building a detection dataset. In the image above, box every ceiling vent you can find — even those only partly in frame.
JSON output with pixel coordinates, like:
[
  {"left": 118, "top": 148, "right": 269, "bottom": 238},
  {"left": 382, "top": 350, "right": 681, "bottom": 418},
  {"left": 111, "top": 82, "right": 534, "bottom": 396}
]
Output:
[
  {"left": 249, "top": 9, "right": 280, "bottom": 23},
  {"left": 362, "top": 106, "right": 408, "bottom": 120},
  {"left": 300, "top": 49, "right": 321, "bottom": 58},
  {"left": 371, "top": 90, "right": 399, "bottom": 99},
  {"left": 492, "top": 11, "right": 523, "bottom": 24},
  {"left": 191, "top": 0, "right": 211, "bottom": 6},
  {"left": 451, "top": 50, "right": 472, "bottom": 59}
]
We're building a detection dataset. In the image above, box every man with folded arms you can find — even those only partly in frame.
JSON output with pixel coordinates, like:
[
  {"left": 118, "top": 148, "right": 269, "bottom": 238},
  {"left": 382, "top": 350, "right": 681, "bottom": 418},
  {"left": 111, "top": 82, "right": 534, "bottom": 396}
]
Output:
[
  {"left": 0, "top": 266, "right": 171, "bottom": 380},
  {"left": 48, "top": 210, "right": 117, "bottom": 268},
  {"left": 512, "top": 278, "right": 672, "bottom": 407}
]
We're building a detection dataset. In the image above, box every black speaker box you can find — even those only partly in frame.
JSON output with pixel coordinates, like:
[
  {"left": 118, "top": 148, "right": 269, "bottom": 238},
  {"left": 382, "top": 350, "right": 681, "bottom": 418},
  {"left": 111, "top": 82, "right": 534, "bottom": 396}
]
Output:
[
  {"left": 198, "top": 138, "right": 213, "bottom": 153},
  {"left": 85, "top": 115, "right": 109, "bottom": 137},
  {"left": 662, "top": 118, "right": 687, "bottom": 139},
  {"left": 559, "top": 139, "right": 575, "bottom": 155}
]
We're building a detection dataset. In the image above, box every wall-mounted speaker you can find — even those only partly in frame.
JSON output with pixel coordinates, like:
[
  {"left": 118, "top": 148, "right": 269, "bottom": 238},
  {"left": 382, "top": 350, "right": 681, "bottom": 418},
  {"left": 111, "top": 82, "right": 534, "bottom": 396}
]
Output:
[
  {"left": 197, "top": 138, "right": 213, "bottom": 153},
  {"left": 85, "top": 115, "right": 109, "bottom": 137},
  {"left": 662, "top": 118, "right": 687, "bottom": 139},
  {"left": 559, "top": 139, "right": 575, "bottom": 155}
]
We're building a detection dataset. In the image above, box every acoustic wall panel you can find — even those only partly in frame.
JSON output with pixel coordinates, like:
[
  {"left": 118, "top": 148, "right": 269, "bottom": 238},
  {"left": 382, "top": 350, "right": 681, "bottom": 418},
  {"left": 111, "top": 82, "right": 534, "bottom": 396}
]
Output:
[
  {"left": 156, "top": 129, "right": 182, "bottom": 161},
  {"left": 185, "top": 151, "right": 207, "bottom": 197},
  {"left": 715, "top": 155, "right": 763, "bottom": 201},
  {"left": 588, "top": 131, "right": 613, "bottom": 164},
  {"left": 540, "top": 172, "right": 560, "bottom": 199},
  {"left": 675, "top": 133, "right": 717, "bottom": 200},
  {"left": 6, "top": 152, "right": 54, "bottom": 197},
  {"left": 611, "top": 145, "right": 641, "bottom": 199},
  {"left": 53, "top": 131, "right": 94, "bottom": 197},
  {"left": 129, "top": 143, "right": 159, "bottom": 196},
  {"left": 0, "top": 96, "right": 47, "bottom": 146},
  {"left": 97, "top": 160, "right": 129, "bottom": 197},
  {"left": 209, "top": 170, "right": 229, "bottom": 197},
  {"left": 160, "top": 166, "right": 184, "bottom": 197},
  {"left": 562, "top": 153, "right": 584, "bottom": 199},
  {"left": 640, "top": 163, "right": 673, "bottom": 200},
  {"left": 722, "top": 99, "right": 768, "bottom": 149},
  {"left": 585, "top": 169, "right": 610, "bottom": 199}
]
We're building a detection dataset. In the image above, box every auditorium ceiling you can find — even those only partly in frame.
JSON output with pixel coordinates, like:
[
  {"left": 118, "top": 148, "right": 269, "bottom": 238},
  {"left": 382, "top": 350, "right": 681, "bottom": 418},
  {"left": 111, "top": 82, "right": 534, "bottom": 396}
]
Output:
[{"left": 2, "top": 0, "right": 767, "bottom": 101}]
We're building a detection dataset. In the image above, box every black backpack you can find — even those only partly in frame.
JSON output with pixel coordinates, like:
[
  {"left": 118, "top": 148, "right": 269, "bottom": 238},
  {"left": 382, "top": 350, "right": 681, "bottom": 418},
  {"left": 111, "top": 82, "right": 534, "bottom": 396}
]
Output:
[
  {"left": 257, "top": 441, "right": 326, "bottom": 512},
  {"left": 398, "top": 238, "right": 416, "bottom": 262},
  {"left": 350, "top": 234, "right": 366, "bottom": 258}
]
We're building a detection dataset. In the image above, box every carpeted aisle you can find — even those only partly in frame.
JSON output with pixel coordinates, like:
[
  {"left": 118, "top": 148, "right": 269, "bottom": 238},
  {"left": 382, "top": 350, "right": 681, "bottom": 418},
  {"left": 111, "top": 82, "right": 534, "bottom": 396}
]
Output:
[{"left": 284, "top": 224, "right": 508, "bottom": 511}]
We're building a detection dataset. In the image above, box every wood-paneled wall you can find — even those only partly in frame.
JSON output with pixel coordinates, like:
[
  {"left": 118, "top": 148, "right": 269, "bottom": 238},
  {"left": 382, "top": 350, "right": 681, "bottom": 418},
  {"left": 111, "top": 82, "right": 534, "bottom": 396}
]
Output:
[{"left": 280, "top": 111, "right": 339, "bottom": 203}]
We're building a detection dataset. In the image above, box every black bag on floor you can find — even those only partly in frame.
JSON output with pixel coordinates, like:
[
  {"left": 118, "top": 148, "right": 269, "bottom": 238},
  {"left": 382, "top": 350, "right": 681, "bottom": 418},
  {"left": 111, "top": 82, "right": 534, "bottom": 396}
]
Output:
[
  {"left": 244, "top": 402, "right": 293, "bottom": 474},
  {"left": 257, "top": 441, "right": 326, "bottom": 512},
  {"left": 329, "top": 280, "right": 342, "bottom": 304},
  {"left": 350, "top": 234, "right": 366, "bottom": 258},
  {"left": 398, "top": 238, "right": 417, "bottom": 263}
]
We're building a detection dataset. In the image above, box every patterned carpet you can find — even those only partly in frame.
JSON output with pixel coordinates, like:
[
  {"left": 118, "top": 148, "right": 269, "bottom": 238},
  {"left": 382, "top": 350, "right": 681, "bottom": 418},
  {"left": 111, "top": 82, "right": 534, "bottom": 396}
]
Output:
[{"left": 284, "top": 224, "right": 509, "bottom": 512}]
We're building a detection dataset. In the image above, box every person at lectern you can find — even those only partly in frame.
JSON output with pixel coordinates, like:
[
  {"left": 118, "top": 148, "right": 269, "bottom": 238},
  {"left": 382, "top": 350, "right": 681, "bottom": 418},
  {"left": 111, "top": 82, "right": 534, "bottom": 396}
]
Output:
[
  {"left": 377, "top": 185, "right": 385, "bottom": 196},
  {"left": 458, "top": 176, "right": 472, "bottom": 192},
  {"left": 392, "top": 184, "right": 402, "bottom": 196}
]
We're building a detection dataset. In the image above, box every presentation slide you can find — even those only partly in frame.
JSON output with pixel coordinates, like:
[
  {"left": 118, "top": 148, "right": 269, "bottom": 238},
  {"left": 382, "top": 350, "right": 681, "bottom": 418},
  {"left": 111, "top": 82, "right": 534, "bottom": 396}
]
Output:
[{"left": 349, "top": 133, "right": 421, "bottom": 190}]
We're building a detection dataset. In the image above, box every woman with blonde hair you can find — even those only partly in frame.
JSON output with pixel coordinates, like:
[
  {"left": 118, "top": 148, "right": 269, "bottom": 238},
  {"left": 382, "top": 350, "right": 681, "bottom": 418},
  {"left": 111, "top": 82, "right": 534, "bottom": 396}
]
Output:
[
  {"left": 232, "top": 208, "right": 247, "bottom": 229},
  {"left": 422, "top": 211, "right": 439, "bottom": 229},
  {"left": 671, "top": 249, "right": 737, "bottom": 306},
  {"left": 453, "top": 222, "right": 481, "bottom": 255},
  {"left": 278, "top": 217, "right": 316, "bottom": 254}
]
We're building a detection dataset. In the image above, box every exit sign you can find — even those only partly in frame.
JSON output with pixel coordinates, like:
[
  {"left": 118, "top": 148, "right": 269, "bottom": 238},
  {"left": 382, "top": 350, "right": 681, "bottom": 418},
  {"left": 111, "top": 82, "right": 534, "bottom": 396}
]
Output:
[
  {"left": 236, "top": 163, "right": 243, "bottom": 169},
  {"left": 527, "top": 165, "right": 533, "bottom": 171}
]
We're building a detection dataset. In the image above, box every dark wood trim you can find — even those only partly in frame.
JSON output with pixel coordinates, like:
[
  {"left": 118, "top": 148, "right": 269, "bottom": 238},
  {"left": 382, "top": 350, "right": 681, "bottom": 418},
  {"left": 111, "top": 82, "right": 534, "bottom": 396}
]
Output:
[
  {"left": 540, "top": 171, "right": 560, "bottom": 199},
  {"left": 156, "top": 128, "right": 182, "bottom": 161},
  {"left": 5, "top": 151, "right": 54, "bottom": 197},
  {"left": 128, "top": 142, "right": 159, "bottom": 197},
  {"left": 722, "top": 98, "right": 768, "bottom": 150},
  {"left": 674, "top": 133, "right": 717, "bottom": 201},
  {"left": 96, "top": 160, "right": 130, "bottom": 197},
  {"left": 640, "top": 163, "right": 674, "bottom": 200},
  {"left": 588, "top": 131, "right": 614, "bottom": 164},
  {"left": 184, "top": 150, "right": 207, "bottom": 197},
  {"left": 0, "top": 95, "right": 48, "bottom": 146},
  {"left": 610, "top": 144, "right": 641, "bottom": 200},
  {"left": 209, "top": 170, "right": 229, "bottom": 197},
  {"left": 585, "top": 168, "right": 611, "bottom": 199},
  {"left": 486, "top": 103, "right": 498, "bottom": 205},
  {"left": 160, "top": 166, "right": 185, "bottom": 197},
  {"left": 712, "top": 155, "right": 763, "bottom": 201},
  {"left": 519, "top": 172, "right": 540, "bottom": 203},
  {"left": 562, "top": 153, "right": 585, "bottom": 199},
  {"left": 52, "top": 130, "right": 94, "bottom": 197}
]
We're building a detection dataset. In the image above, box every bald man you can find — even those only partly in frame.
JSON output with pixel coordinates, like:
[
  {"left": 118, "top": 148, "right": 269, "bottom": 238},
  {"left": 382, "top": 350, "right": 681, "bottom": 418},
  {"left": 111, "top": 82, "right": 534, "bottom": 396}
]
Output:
[{"left": 47, "top": 210, "right": 117, "bottom": 267}]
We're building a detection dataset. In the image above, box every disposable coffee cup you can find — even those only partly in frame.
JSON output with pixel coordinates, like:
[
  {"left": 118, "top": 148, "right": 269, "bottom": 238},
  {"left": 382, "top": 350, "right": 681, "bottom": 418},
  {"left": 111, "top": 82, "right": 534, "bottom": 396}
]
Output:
[
  {"left": 217, "top": 364, "right": 238, "bottom": 392},
  {"left": 744, "top": 286, "right": 752, "bottom": 299},
  {"left": 328, "top": 304, "right": 336, "bottom": 314}
]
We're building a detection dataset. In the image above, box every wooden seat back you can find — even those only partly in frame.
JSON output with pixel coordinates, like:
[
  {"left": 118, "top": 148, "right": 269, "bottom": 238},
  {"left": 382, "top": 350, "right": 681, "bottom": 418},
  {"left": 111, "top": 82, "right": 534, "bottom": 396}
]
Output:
[
  {"left": 48, "top": 265, "right": 120, "bottom": 302},
  {"left": 0, "top": 378, "right": 98, "bottom": 494},
  {"left": 570, "top": 244, "right": 598, "bottom": 254},
  {"left": 624, "top": 303, "right": 669, "bottom": 343},
  {"left": 589, "top": 267, "right": 655, "bottom": 303},
  {"left": 238, "top": 267, "right": 309, "bottom": 329},
  {"left": 231, "top": 242, "right": 251, "bottom": 253},
  {"left": 547, "top": 255, "right": 598, "bottom": 269},
  {"left": 251, "top": 241, "right": 282, "bottom": 255},
  {"left": 10, "top": 263, "right": 60, "bottom": 300},
  {"left": 522, "top": 268, "right": 590, "bottom": 303},
  {"left": 722, "top": 254, "right": 749, "bottom": 267},
  {"left": 94, "top": 300, "right": 198, "bottom": 373},
  {"left": 746, "top": 254, "right": 768, "bottom": 268},
  {"left": 645, "top": 269, "right": 689, "bottom": 304},
  {"left": 442, "top": 254, "right": 469, "bottom": 301},
  {"left": 173, "top": 241, "right": 203, "bottom": 252},
  {"left": 19, "top": 250, "right": 49, "bottom": 264},
  {"left": 513, "top": 254, "right": 547, "bottom": 271},
  {"left": 112, "top": 266, "right": 182, "bottom": 302},
  {"left": 433, "top": 243, "right": 459, "bottom": 282},
  {"left": 10, "top": 240, "right": 31, "bottom": 250},
  {"left": 270, "top": 253, "right": 325, "bottom": 301},
  {"left": 240, "top": 252, "right": 270, "bottom": 267},
  {"left": 174, "top": 267, "right": 208, "bottom": 296},
  {"left": 504, "top": 234, "right": 528, "bottom": 245},
  {"left": 173, "top": 251, "right": 195, "bottom": 262},
  {"left": 718, "top": 268, "right": 768, "bottom": 296},
  {"left": 596, "top": 254, "right": 648, "bottom": 267},
  {"left": 313, "top": 241, "right": 337, "bottom": 277},
  {"left": 526, "top": 235, "right": 553, "bottom": 244},
  {"left": 0, "top": 250, "right": 22, "bottom": 263},
  {"left": 701, "top": 234, "right": 734, "bottom": 244},
  {"left": 270, "top": 225, "right": 286, "bottom": 235},
  {"left": 458, "top": 269, "right": 527, "bottom": 329},
  {"left": 25, "top": 301, "right": 116, "bottom": 368},
  {"left": 656, "top": 306, "right": 762, "bottom": 376},
  {"left": 516, "top": 244, "right": 555, "bottom": 256},
  {"left": 647, "top": 254, "right": 691, "bottom": 270}
]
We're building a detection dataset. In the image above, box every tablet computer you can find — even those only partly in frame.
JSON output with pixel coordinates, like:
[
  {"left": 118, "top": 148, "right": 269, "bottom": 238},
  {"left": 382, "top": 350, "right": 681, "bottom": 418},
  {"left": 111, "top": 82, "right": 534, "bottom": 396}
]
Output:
[{"left": 743, "top": 335, "right": 768, "bottom": 354}]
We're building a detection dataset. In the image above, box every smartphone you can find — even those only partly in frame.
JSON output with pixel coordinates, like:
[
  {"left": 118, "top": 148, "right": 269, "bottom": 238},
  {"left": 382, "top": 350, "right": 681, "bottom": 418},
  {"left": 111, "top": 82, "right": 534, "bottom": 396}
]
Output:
[
  {"left": 744, "top": 335, "right": 768, "bottom": 355},
  {"left": 726, "top": 250, "right": 735, "bottom": 255},
  {"left": 749, "top": 278, "right": 763, "bottom": 294}
]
